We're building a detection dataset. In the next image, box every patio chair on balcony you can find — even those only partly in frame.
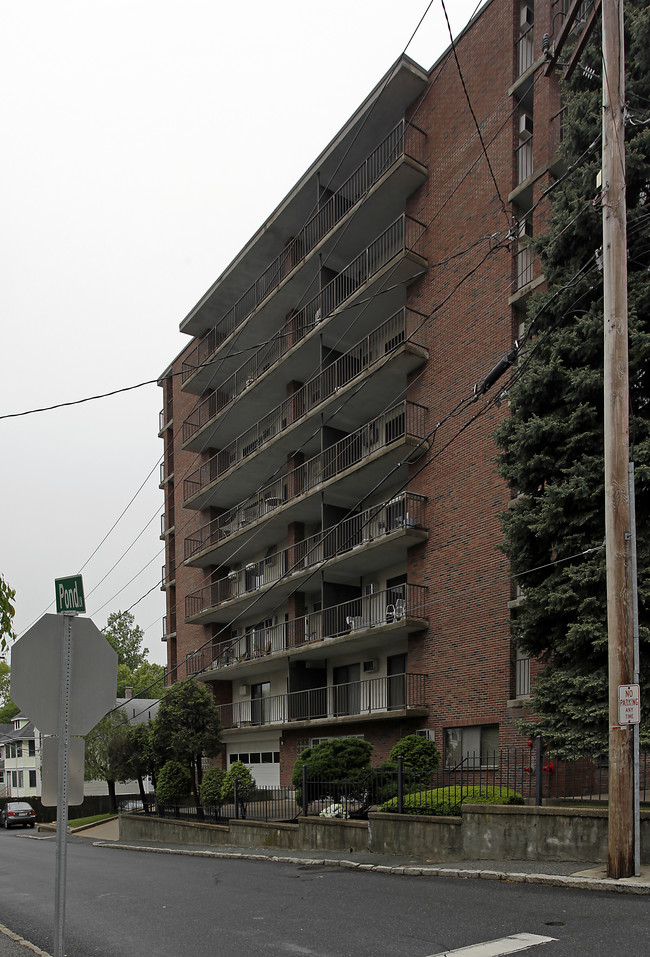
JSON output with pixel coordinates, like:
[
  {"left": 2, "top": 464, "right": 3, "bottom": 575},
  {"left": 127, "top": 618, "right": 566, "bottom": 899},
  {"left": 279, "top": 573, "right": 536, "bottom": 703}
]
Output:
[{"left": 394, "top": 598, "right": 407, "bottom": 620}]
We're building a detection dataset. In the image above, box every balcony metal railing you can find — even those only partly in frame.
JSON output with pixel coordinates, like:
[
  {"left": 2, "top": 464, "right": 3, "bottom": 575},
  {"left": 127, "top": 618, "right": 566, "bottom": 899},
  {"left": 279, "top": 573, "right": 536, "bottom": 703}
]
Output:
[
  {"left": 181, "top": 121, "right": 427, "bottom": 383},
  {"left": 515, "top": 655, "right": 531, "bottom": 698},
  {"left": 161, "top": 506, "right": 175, "bottom": 536},
  {"left": 183, "top": 304, "right": 424, "bottom": 466},
  {"left": 184, "top": 400, "right": 427, "bottom": 553},
  {"left": 516, "top": 138, "right": 534, "bottom": 184},
  {"left": 185, "top": 583, "right": 428, "bottom": 676},
  {"left": 162, "top": 610, "right": 177, "bottom": 638},
  {"left": 184, "top": 494, "right": 426, "bottom": 619},
  {"left": 217, "top": 673, "right": 428, "bottom": 728},
  {"left": 517, "top": 24, "right": 535, "bottom": 76},
  {"left": 182, "top": 211, "right": 427, "bottom": 427},
  {"left": 516, "top": 243, "right": 534, "bottom": 289}
]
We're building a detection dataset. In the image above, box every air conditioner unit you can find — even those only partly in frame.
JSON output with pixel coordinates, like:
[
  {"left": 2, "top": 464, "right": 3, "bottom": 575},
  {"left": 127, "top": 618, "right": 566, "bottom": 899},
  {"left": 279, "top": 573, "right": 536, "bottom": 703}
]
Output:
[
  {"left": 520, "top": 2, "right": 534, "bottom": 29},
  {"left": 415, "top": 728, "right": 434, "bottom": 741},
  {"left": 362, "top": 659, "right": 378, "bottom": 674},
  {"left": 238, "top": 684, "right": 248, "bottom": 696},
  {"left": 519, "top": 113, "right": 534, "bottom": 140}
]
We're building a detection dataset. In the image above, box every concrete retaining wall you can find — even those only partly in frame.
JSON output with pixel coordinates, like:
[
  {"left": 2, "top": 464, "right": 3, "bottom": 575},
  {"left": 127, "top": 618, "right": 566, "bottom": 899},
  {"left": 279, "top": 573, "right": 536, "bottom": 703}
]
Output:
[
  {"left": 369, "top": 812, "right": 462, "bottom": 859},
  {"left": 229, "top": 819, "right": 299, "bottom": 850},
  {"left": 119, "top": 805, "right": 650, "bottom": 864},
  {"left": 298, "top": 817, "right": 368, "bottom": 852},
  {"left": 119, "top": 814, "right": 230, "bottom": 847}
]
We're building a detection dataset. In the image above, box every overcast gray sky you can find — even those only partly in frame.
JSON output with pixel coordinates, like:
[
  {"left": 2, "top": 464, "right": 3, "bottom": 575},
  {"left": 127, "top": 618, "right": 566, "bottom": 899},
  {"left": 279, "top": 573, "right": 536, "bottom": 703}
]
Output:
[{"left": 1, "top": 0, "right": 483, "bottom": 665}]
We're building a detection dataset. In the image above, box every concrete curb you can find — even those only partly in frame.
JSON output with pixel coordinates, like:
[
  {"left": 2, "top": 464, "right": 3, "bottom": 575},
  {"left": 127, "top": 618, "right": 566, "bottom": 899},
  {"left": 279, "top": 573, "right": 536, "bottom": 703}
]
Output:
[
  {"left": 93, "top": 842, "right": 650, "bottom": 895},
  {"left": 0, "top": 921, "right": 52, "bottom": 956}
]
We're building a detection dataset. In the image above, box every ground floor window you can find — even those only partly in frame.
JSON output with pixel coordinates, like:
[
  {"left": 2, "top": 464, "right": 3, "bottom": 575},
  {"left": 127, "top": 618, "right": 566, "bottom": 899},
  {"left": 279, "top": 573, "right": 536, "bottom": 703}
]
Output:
[
  {"left": 444, "top": 724, "right": 499, "bottom": 769},
  {"left": 29, "top": 770, "right": 37, "bottom": 789},
  {"left": 229, "top": 751, "right": 279, "bottom": 765}
]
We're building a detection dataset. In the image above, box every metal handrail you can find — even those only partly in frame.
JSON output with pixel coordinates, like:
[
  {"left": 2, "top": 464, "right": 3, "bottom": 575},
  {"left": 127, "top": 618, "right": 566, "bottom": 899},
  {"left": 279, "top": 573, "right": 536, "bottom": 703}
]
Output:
[
  {"left": 184, "top": 582, "right": 428, "bottom": 676},
  {"left": 181, "top": 121, "right": 427, "bottom": 383},
  {"left": 216, "top": 673, "right": 428, "bottom": 729},
  {"left": 184, "top": 400, "right": 427, "bottom": 552},
  {"left": 182, "top": 211, "right": 426, "bottom": 441},
  {"left": 183, "top": 304, "right": 425, "bottom": 466},
  {"left": 184, "top": 496, "right": 427, "bottom": 619}
]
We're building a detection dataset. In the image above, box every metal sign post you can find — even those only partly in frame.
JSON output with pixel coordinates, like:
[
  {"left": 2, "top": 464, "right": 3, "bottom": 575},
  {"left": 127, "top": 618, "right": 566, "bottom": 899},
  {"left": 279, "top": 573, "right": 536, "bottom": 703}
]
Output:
[
  {"left": 54, "top": 613, "right": 74, "bottom": 957},
  {"left": 10, "top": 593, "right": 117, "bottom": 957}
]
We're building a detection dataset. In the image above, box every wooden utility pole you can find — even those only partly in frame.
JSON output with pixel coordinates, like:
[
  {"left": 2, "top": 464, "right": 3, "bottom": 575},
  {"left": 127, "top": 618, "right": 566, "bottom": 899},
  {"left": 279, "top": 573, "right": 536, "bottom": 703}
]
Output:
[{"left": 602, "top": 0, "right": 634, "bottom": 879}]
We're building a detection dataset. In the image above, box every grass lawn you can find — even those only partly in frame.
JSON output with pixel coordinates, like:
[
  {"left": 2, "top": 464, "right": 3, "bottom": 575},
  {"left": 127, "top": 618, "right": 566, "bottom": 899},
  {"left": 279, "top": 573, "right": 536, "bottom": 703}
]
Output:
[{"left": 67, "top": 812, "right": 116, "bottom": 829}]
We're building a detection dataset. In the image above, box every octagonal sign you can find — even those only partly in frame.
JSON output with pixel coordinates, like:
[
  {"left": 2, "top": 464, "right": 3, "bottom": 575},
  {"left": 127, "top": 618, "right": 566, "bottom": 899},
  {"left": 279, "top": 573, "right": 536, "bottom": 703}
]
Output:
[{"left": 11, "top": 614, "right": 118, "bottom": 735}]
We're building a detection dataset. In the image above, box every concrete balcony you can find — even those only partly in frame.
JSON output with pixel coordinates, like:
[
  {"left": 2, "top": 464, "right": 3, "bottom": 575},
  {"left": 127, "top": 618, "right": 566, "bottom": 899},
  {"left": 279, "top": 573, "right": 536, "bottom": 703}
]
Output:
[
  {"left": 184, "top": 494, "right": 427, "bottom": 623},
  {"left": 182, "top": 308, "right": 428, "bottom": 491},
  {"left": 181, "top": 211, "right": 427, "bottom": 396},
  {"left": 183, "top": 401, "right": 428, "bottom": 566},
  {"left": 184, "top": 583, "right": 428, "bottom": 682},
  {"left": 215, "top": 673, "right": 429, "bottom": 732},
  {"left": 180, "top": 121, "right": 427, "bottom": 388}
]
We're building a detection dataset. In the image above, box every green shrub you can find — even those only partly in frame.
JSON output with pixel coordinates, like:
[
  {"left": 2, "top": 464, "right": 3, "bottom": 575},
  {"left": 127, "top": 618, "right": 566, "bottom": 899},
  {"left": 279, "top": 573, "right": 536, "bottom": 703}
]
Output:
[
  {"left": 199, "top": 766, "right": 226, "bottom": 808},
  {"left": 221, "top": 761, "right": 256, "bottom": 817},
  {"left": 155, "top": 760, "right": 192, "bottom": 805},
  {"left": 378, "top": 785, "right": 524, "bottom": 816},
  {"left": 292, "top": 737, "right": 373, "bottom": 809},
  {"left": 387, "top": 734, "right": 440, "bottom": 775}
]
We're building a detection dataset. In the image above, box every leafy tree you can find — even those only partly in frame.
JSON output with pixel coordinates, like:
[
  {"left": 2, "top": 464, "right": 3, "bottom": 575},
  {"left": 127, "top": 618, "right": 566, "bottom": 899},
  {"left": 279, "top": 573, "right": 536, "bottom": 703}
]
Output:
[
  {"left": 0, "top": 661, "right": 19, "bottom": 724},
  {"left": 117, "top": 661, "right": 165, "bottom": 699},
  {"left": 0, "top": 574, "right": 16, "bottom": 654},
  {"left": 220, "top": 761, "right": 256, "bottom": 818},
  {"left": 155, "top": 760, "right": 191, "bottom": 810},
  {"left": 131, "top": 661, "right": 165, "bottom": 698},
  {"left": 84, "top": 710, "right": 129, "bottom": 812},
  {"left": 107, "top": 722, "right": 154, "bottom": 814},
  {"left": 103, "top": 610, "right": 148, "bottom": 672},
  {"left": 495, "top": 0, "right": 650, "bottom": 754},
  {"left": 199, "top": 766, "right": 226, "bottom": 817},
  {"left": 116, "top": 663, "right": 133, "bottom": 698},
  {"left": 150, "top": 680, "right": 221, "bottom": 808},
  {"left": 387, "top": 734, "right": 440, "bottom": 775}
]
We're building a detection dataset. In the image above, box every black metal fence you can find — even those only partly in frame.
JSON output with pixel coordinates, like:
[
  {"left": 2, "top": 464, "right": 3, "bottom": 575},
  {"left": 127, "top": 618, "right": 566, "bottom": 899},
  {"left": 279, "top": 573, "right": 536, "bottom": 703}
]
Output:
[{"left": 140, "top": 747, "right": 650, "bottom": 824}]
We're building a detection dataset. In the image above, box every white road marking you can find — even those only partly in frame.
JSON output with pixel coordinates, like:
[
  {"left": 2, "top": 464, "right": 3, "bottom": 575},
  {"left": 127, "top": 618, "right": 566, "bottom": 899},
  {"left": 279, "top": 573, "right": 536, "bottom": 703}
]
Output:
[{"left": 426, "top": 932, "right": 557, "bottom": 957}]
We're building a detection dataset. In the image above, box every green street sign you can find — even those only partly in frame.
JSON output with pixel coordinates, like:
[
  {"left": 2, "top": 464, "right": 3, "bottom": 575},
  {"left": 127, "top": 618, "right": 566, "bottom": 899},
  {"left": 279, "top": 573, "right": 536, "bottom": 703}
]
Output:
[{"left": 55, "top": 575, "right": 86, "bottom": 614}]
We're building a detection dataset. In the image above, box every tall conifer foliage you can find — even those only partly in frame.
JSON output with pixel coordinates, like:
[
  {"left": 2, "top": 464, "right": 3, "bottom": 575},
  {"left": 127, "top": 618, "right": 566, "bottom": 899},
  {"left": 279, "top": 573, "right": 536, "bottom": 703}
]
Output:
[{"left": 495, "top": 1, "right": 650, "bottom": 753}]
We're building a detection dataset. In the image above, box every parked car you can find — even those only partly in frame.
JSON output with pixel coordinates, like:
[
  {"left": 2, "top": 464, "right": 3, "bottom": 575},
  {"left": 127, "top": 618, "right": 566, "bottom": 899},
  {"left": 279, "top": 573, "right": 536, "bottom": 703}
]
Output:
[{"left": 1, "top": 802, "right": 36, "bottom": 828}]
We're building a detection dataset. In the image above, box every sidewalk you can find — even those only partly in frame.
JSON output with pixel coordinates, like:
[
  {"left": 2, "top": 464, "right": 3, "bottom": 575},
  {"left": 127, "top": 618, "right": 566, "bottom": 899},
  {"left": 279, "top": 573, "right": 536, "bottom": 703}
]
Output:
[{"left": 75, "top": 817, "right": 650, "bottom": 895}]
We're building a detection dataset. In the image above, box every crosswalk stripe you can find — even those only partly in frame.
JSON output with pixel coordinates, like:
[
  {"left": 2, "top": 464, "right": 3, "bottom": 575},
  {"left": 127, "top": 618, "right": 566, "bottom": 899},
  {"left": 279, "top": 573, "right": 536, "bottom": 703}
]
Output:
[{"left": 426, "top": 932, "right": 557, "bottom": 957}]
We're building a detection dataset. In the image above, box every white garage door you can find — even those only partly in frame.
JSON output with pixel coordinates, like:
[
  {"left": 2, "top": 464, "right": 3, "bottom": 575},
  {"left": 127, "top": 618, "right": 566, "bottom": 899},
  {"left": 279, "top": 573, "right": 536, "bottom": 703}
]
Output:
[{"left": 227, "top": 736, "right": 280, "bottom": 788}]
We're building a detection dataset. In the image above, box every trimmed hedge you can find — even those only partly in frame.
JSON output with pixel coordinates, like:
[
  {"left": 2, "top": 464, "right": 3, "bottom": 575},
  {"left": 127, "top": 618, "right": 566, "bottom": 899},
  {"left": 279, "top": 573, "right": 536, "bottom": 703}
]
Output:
[{"left": 378, "top": 785, "right": 524, "bottom": 816}]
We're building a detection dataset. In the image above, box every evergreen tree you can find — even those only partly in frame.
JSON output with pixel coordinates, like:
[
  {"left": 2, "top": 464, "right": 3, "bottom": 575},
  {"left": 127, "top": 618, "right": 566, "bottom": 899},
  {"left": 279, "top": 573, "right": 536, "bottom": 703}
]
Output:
[{"left": 495, "top": 2, "right": 650, "bottom": 754}]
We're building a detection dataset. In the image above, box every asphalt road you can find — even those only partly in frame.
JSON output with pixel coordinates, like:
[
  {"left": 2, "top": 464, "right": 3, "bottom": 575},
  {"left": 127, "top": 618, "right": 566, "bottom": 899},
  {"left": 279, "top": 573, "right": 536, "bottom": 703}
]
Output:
[{"left": 1, "top": 829, "right": 649, "bottom": 957}]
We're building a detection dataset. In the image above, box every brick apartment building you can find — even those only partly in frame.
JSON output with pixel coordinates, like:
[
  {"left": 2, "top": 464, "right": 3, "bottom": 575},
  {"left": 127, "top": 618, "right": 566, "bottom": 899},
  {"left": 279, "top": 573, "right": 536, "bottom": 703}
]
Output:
[{"left": 158, "top": 0, "right": 574, "bottom": 787}]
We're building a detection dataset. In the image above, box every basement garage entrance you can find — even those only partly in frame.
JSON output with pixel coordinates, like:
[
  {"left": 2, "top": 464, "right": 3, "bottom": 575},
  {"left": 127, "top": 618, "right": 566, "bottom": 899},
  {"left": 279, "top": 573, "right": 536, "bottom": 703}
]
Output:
[{"left": 226, "top": 735, "right": 281, "bottom": 788}]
